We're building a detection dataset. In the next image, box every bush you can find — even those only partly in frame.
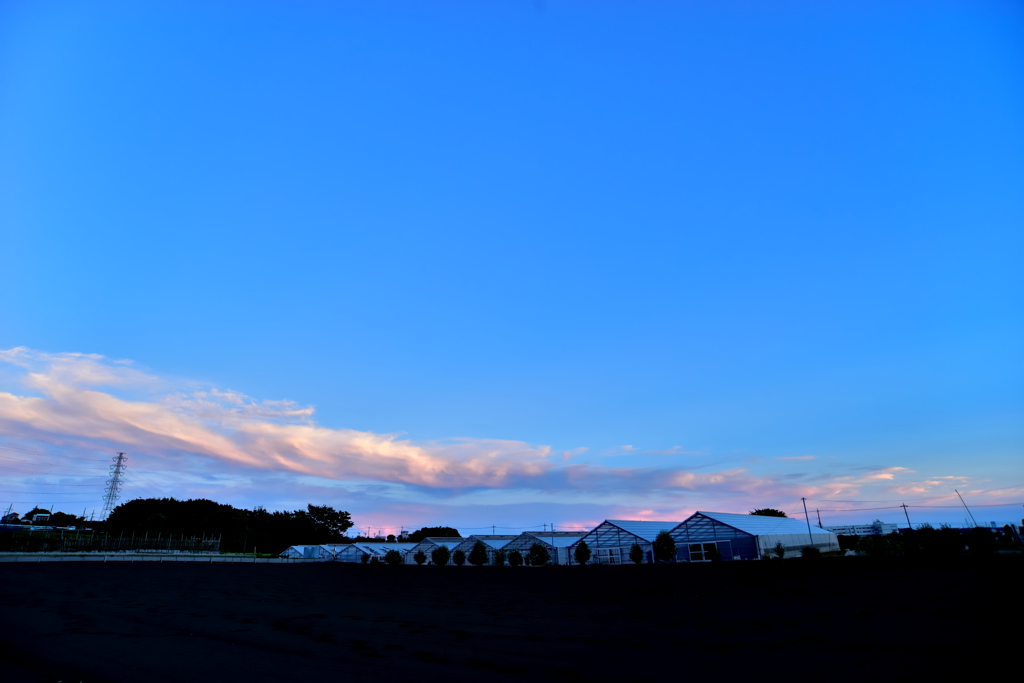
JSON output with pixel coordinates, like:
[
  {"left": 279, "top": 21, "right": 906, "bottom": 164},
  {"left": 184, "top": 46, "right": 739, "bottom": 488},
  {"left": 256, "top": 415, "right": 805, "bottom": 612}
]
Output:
[
  {"left": 800, "top": 546, "right": 820, "bottom": 559},
  {"left": 431, "top": 545, "right": 451, "bottom": 566},
  {"left": 468, "top": 540, "right": 489, "bottom": 566},
  {"left": 413, "top": 550, "right": 426, "bottom": 565},
  {"left": 629, "top": 543, "right": 644, "bottom": 564},
  {"left": 360, "top": 553, "right": 370, "bottom": 564},
  {"left": 653, "top": 531, "right": 676, "bottom": 563},
  {"left": 963, "top": 527, "right": 998, "bottom": 555},
  {"left": 452, "top": 549, "right": 466, "bottom": 566},
  {"left": 493, "top": 549, "right": 506, "bottom": 566},
  {"left": 773, "top": 541, "right": 786, "bottom": 559},
  {"left": 508, "top": 549, "right": 523, "bottom": 567},
  {"left": 574, "top": 541, "right": 591, "bottom": 565},
  {"left": 528, "top": 543, "right": 551, "bottom": 566},
  {"left": 384, "top": 549, "right": 403, "bottom": 565}
]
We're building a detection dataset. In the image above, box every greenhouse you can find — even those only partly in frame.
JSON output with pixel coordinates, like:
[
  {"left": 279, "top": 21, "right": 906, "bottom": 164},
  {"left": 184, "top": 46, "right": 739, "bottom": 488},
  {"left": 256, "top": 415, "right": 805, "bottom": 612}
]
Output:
[
  {"left": 502, "top": 531, "right": 586, "bottom": 565},
  {"left": 403, "top": 537, "right": 464, "bottom": 565},
  {"left": 569, "top": 520, "right": 680, "bottom": 564},
  {"left": 279, "top": 545, "right": 334, "bottom": 561},
  {"left": 334, "top": 542, "right": 418, "bottom": 563},
  {"left": 669, "top": 511, "right": 841, "bottom": 561},
  {"left": 450, "top": 535, "right": 517, "bottom": 564}
]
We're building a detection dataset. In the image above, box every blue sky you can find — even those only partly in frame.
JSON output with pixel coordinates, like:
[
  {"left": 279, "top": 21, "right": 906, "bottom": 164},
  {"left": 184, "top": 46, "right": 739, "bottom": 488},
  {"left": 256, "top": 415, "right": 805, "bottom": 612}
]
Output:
[{"left": 1, "top": 1, "right": 1022, "bottom": 532}]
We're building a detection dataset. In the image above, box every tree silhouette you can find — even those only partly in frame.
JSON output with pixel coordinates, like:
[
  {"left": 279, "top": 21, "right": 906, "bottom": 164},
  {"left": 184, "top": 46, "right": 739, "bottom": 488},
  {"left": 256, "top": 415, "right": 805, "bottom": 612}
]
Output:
[
  {"left": 629, "top": 543, "right": 644, "bottom": 564},
  {"left": 468, "top": 540, "right": 489, "bottom": 566},
  {"left": 508, "top": 549, "right": 523, "bottom": 567},
  {"left": 413, "top": 550, "right": 427, "bottom": 565},
  {"left": 653, "top": 531, "right": 676, "bottom": 563},
  {"left": 750, "top": 509, "right": 787, "bottom": 517},
  {"left": 409, "top": 527, "right": 461, "bottom": 543},
  {"left": 528, "top": 543, "right": 551, "bottom": 566},
  {"left": 452, "top": 549, "right": 466, "bottom": 566},
  {"left": 431, "top": 545, "right": 451, "bottom": 566},
  {"left": 574, "top": 541, "right": 591, "bottom": 565}
]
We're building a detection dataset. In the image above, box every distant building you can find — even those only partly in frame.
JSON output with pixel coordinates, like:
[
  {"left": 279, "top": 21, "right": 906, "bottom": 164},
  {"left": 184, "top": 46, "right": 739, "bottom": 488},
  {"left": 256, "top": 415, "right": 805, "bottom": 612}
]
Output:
[
  {"left": 824, "top": 520, "right": 899, "bottom": 537},
  {"left": 1, "top": 512, "right": 20, "bottom": 524}
]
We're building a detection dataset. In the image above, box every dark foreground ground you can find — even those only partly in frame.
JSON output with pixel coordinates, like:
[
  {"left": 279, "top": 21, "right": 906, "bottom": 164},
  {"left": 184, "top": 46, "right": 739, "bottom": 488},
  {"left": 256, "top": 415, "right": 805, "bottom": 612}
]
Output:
[{"left": 0, "top": 556, "right": 1019, "bottom": 682}]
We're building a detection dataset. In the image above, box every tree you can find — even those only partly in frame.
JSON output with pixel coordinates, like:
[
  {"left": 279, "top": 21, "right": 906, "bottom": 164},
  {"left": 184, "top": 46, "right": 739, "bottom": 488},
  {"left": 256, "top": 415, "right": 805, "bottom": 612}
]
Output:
[
  {"left": 574, "top": 541, "right": 591, "bottom": 565},
  {"left": 468, "top": 541, "right": 489, "bottom": 566},
  {"left": 653, "top": 531, "right": 676, "bottom": 563},
  {"left": 773, "top": 541, "right": 786, "bottom": 559},
  {"left": 508, "top": 549, "right": 523, "bottom": 567},
  {"left": 413, "top": 550, "right": 427, "bottom": 565},
  {"left": 360, "top": 552, "right": 370, "bottom": 564},
  {"left": 22, "top": 507, "right": 50, "bottom": 522},
  {"left": 452, "top": 549, "right": 466, "bottom": 566},
  {"left": 305, "top": 504, "right": 354, "bottom": 540},
  {"left": 386, "top": 534, "right": 396, "bottom": 543},
  {"left": 49, "top": 511, "right": 85, "bottom": 528},
  {"left": 384, "top": 549, "right": 403, "bottom": 565},
  {"left": 528, "top": 543, "right": 551, "bottom": 566},
  {"left": 102, "top": 498, "right": 353, "bottom": 555},
  {"left": 431, "top": 545, "right": 451, "bottom": 566},
  {"left": 629, "top": 543, "right": 644, "bottom": 564},
  {"left": 409, "top": 527, "right": 461, "bottom": 543},
  {"left": 493, "top": 549, "right": 507, "bottom": 567},
  {"left": 750, "top": 509, "right": 787, "bottom": 518},
  {"left": 800, "top": 546, "right": 820, "bottom": 559}
]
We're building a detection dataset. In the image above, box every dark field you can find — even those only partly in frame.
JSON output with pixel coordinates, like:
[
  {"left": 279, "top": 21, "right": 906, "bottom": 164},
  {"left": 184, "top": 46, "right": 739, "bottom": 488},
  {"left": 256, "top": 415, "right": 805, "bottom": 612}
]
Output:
[{"left": 1, "top": 557, "right": 1018, "bottom": 682}]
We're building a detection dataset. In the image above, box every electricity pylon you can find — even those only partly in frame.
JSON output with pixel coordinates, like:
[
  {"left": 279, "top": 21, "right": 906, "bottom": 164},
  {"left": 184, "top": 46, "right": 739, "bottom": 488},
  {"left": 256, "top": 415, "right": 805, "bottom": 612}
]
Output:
[{"left": 101, "top": 452, "right": 127, "bottom": 519}]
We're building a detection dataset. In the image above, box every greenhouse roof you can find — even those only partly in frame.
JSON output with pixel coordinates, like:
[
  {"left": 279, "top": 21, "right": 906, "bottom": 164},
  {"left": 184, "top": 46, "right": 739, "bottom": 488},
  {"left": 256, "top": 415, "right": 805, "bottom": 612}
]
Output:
[
  {"left": 521, "top": 532, "right": 587, "bottom": 547},
  {"left": 694, "top": 511, "right": 834, "bottom": 536},
  {"left": 605, "top": 520, "right": 682, "bottom": 542}
]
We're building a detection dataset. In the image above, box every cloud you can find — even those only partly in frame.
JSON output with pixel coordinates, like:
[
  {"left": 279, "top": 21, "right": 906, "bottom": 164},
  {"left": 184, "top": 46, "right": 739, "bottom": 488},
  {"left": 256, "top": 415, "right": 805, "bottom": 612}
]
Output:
[
  {"left": 3, "top": 347, "right": 1005, "bottom": 528},
  {"left": 562, "top": 447, "right": 588, "bottom": 461}
]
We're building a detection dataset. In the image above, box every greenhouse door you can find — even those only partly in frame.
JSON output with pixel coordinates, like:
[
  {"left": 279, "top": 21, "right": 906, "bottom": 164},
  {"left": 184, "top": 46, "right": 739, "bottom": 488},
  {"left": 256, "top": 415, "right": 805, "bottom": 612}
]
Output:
[{"left": 687, "top": 541, "right": 727, "bottom": 562}]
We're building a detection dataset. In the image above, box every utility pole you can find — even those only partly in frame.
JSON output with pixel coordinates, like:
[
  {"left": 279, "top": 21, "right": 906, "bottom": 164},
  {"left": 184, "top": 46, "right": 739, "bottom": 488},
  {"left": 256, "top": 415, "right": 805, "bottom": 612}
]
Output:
[
  {"left": 801, "top": 497, "right": 814, "bottom": 547},
  {"left": 816, "top": 509, "right": 822, "bottom": 527},
  {"left": 955, "top": 489, "right": 978, "bottom": 527},
  {"left": 101, "top": 452, "right": 127, "bottom": 519},
  {"left": 900, "top": 503, "right": 912, "bottom": 529}
]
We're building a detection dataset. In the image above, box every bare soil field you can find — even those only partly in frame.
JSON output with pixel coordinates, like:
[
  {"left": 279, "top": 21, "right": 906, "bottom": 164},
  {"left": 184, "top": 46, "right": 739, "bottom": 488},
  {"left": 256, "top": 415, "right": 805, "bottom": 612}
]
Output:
[{"left": 0, "top": 557, "right": 1017, "bottom": 682}]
